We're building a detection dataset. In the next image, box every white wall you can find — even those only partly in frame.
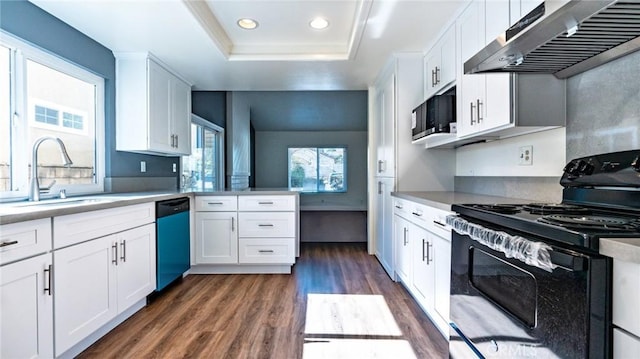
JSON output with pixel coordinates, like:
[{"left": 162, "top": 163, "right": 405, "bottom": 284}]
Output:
[
  {"left": 456, "top": 127, "right": 566, "bottom": 176},
  {"left": 255, "top": 131, "right": 368, "bottom": 209}
]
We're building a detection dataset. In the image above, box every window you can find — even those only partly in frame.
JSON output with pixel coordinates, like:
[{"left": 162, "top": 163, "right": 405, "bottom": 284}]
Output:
[
  {"left": 181, "top": 114, "right": 224, "bottom": 191},
  {"left": 288, "top": 147, "right": 346, "bottom": 193},
  {"left": 1, "top": 32, "right": 105, "bottom": 200}
]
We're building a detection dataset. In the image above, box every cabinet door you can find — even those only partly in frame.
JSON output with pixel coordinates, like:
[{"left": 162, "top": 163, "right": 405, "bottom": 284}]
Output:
[
  {"left": 411, "top": 225, "right": 434, "bottom": 310},
  {"left": 439, "top": 25, "right": 456, "bottom": 90},
  {"left": 374, "top": 178, "right": 395, "bottom": 278},
  {"left": 424, "top": 49, "right": 440, "bottom": 99},
  {"left": 147, "top": 59, "right": 173, "bottom": 153},
  {"left": 171, "top": 75, "right": 191, "bottom": 155},
  {"left": 0, "top": 253, "right": 53, "bottom": 359},
  {"left": 195, "top": 212, "right": 238, "bottom": 264},
  {"left": 394, "top": 215, "right": 411, "bottom": 283},
  {"left": 116, "top": 224, "right": 156, "bottom": 311},
  {"left": 378, "top": 75, "right": 395, "bottom": 177},
  {"left": 54, "top": 236, "right": 117, "bottom": 356},
  {"left": 433, "top": 233, "right": 451, "bottom": 334},
  {"left": 457, "top": 0, "right": 484, "bottom": 137}
]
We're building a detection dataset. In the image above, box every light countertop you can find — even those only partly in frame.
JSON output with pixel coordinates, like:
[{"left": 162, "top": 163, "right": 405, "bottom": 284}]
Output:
[
  {"left": 391, "top": 191, "right": 534, "bottom": 212},
  {"left": 0, "top": 189, "right": 299, "bottom": 225},
  {"left": 600, "top": 238, "right": 640, "bottom": 264}
]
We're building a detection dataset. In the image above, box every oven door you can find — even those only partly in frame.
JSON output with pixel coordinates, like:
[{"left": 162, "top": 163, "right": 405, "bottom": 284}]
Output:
[{"left": 449, "top": 226, "right": 608, "bottom": 359}]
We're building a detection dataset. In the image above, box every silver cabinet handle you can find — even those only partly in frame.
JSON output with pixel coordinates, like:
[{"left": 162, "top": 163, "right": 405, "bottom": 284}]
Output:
[
  {"left": 470, "top": 102, "right": 476, "bottom": 125},
  {"left": 477, "top": 99, "right": 483, "bottom": 123},
  {"left": 208, "top": 202, "right": 224, "bottom": 205},
  {"left": 435, "top": 66, "right": 440, "bottom": 85},
  {"left": 377, "top": 160, "right": 383, "bottom": 173},
  {"left": 120, "top": 240, "right": 126, "bottom": 262},
  {"left": 422, "top": 239, "right": 427, "bottom": 261},
  {"left": 231, "top": 217, "right": 235, "bottom": 232},
  {"left": 44, "top": 264, "right": 53, "bottom": 296},
  {"left": 433, "top": 221, "right": 446, "bottom": 228},
  {"left": 258, "top": 249, "right": 274, "bottom": 253},
  {"left": 431, "top": 68, "right": 436, "bottom": 87},
  {"left": 171, "top": 134, "right": 175, "bottom": 148},
  {"left": 403, "top": 227, "right": 408, "bottom": 246},
  {"left": 426, "top": 241, "right": 433, "bottom": 264},
  {"left": 175, "top": 135, "right": 178, "bottom": 148},
  {"left": 258, "top": 201, "right": 274, "bottom": 205},
  {"left": 395, "top": 205, "right": 403, "bottom": 209},
  {"left": 0, "top": 240, "right": 18, "bottom": 247},
  {"left": 378, "top": 181, "right": 382, "bottom": 195},
  {"left": 112, "top": 243, "right": 118, "bottom": 265},
  {"left": 258, "top": 224, "right": 274, "bottom": 227},
  {"left": 412, "top": 212, "right": 422, "bottom": 217}
]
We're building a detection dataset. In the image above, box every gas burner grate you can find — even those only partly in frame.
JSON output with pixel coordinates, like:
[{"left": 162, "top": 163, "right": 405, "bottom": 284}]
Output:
[
  {"left": 523, "top": 203, "right": 592, "bottom": 215},
  {"left": 471, "top": 204, "right": 521, "bottom": 214},
  {"left": 539, "top": 214, "right": 640, "bottom": 232}
]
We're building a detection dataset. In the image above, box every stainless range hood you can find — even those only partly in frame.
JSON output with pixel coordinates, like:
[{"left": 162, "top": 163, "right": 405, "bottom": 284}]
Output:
[{"left": 465, "top": 0, "right": 640, "bottom": 78}]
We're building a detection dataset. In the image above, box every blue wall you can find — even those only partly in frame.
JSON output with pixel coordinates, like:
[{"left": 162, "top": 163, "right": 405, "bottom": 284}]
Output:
[
  {"left": 0, "top": 0, "right": 180, "bottom": 180},
  {"left": 191, "top": 91, "right": 226, "bottom": 128}
]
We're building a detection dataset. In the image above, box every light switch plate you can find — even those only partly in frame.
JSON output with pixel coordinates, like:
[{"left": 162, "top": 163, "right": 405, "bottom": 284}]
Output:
[{"left": 140, "top": 161, "right": 146, "bottom": 172}]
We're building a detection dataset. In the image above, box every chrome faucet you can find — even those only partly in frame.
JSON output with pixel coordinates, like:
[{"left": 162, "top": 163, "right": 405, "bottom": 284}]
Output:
[{"left": 29, "top": 136, "right": 73, "bottom": 201}]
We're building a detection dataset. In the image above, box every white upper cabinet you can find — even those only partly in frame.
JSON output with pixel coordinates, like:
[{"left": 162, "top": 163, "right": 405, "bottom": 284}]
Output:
[
  {"left": 375, "top": 72, "right": 396, "bottom": 178},
  {"left": 424, "top": 24, "right": 456, "bottom": 99},
  {"left": 454, "top": 0, "right": 564, "bottom": 141},
  {"left": 115, "top": 53, "right": 191, "bottom": 156}
]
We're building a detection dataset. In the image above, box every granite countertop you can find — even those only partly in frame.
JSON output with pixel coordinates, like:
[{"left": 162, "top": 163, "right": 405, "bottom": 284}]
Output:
[
  {"left": 0, "top": 188, "right": 299, "bottom": 225},
  {"left": 391, "top": 191, "right": 534, "bottom": 212},
  {"left": 600, "top": 238, "right": 640, "bottom": 264}
]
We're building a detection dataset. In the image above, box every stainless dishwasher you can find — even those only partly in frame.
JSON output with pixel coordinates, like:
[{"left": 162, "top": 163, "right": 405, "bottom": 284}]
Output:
[{"left": 156, "top": 197, "right": 190, "bottom": 291}]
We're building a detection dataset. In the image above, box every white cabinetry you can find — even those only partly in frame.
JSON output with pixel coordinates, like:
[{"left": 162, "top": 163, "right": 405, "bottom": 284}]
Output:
[
  {"left": 424, "top": 24, "right": 456, "bottom": 99},
  {"left": 195, "top": 211, "right": 237, "bottom": 264},
  {"left": 375, "top": 73, "right": 396, "bottom": 178},
  {"left": 193, "top": 194, "right": 298, "bottom": 273},
  {"left": 116, "top": 53, "right": 191, "bottom": 156},
  {"left": 374, "top": 178, "right": 395, "bottom": 277},
  {"left": 612, "top": 258, "right": 640, "bottom": 358},
  {"left": 52, "top": 204, "right": 156, "bottom": 356},
  {"left": 1, "top": 218, "right": 53, "bottom": 359},
  {"left": 451, "top": 0, "right": 564, "bottom": 143},
  {"left": 392, "top": 197, "right": 452, "bottom": 338}
]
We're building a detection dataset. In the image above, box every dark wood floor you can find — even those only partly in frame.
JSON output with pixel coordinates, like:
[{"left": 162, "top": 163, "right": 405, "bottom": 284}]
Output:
[{"left": 78, "top": 243, "right": 448, "bottom": 358}]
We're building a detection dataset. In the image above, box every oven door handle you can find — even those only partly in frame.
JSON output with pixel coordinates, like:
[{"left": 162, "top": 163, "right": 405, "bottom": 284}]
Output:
[
  {"left": 550, "top": 250, "right": 587, "bottom": 272},
  {"left": 450, "top": 322, "right": 485, "bottom": 358}
]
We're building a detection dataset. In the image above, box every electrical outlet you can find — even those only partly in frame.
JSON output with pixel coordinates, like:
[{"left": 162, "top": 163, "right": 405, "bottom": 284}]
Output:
[
  {"left": 172, "top": 163, "right": 177, "bottom": 173},
  {"left": 140, "top": 161, "right": 146, "bottom": 173},
  {"left": 519, "top": 146, "right": 533, "bottom": 166}
]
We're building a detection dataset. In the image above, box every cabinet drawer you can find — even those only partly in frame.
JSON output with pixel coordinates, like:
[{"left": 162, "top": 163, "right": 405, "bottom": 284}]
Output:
[
  {"left": 0, "top": 218, "right": 52, "bottom": 265},
  {"left": 614, "top": 328, "right": 640, "bottom": 359},
  {"left": 195, "top": 196, "right": 237, "bottom": 212},
  {"left": 238, "top": 238, "right": 294, "bottom": 264},
  {"left": 238, "top": 195, "right": 296, "bottom": 212},
  {"left": 428, "top": 207, "right": 453, "bottom": 237},
  {"left": 613, "top": 259, "right": 640, "bottom": 338},
  {"left": 393, "top": 198, "right": 410, "bottom": 218},
  {"left": 53, "top": 203, "right": 155, "bottom": 249},
  {"left": 238, "top": 212, "right": 295, "bottom": 238}
]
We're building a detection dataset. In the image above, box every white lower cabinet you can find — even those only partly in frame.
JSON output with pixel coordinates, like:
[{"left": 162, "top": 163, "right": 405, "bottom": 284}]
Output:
[
  {"left": 612, "top": 258, "right": 640, "bottom": 358},
  {"left": 195, "top": 212, "right": 238, "bottom": 264},
  {"left": 393, "top": 197, "right": 452, "bottom": 337},
  {"left": 0, "top": 253, "right": 54, "bottom": 359},
  {"left": 194, "top": 195, "right": 298, "bottom": 272},
  {"left": 54, "top": 223, "right": 156, "bottom": 356}
]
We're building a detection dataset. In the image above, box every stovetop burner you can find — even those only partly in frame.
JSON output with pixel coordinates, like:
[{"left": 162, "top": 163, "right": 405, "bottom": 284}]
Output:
[
  {"left": 538, "top": 214, "right": 640, "bottom": 232},
  {"left": 470, "top": 204, "right": 521, "bottom": 214},
  {"left": 522, "top": 203, "right": 592, "bottom": 215}
]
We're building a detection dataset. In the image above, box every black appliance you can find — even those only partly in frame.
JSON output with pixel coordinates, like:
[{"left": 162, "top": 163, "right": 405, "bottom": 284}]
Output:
[
  {"left": 412, "top": 87, "right": 456, "bottom": 141},
  {"left": 447, "top": 149, "right": 640, "bottom": 358}
]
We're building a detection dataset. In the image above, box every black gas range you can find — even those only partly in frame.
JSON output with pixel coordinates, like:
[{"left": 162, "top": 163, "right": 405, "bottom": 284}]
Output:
[{"left": 448, "top": 150, "right": 640, "bottom": 359}]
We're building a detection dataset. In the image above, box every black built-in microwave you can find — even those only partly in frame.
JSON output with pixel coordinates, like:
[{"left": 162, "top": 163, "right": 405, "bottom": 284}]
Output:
[{"left": 411, "top": 87, "right": 456, "bottom": 141}]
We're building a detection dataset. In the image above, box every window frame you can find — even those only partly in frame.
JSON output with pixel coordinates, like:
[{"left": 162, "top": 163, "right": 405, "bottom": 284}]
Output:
[
  {"left": 287, "top": 146, "right": 347, "bottom": 193},
  {"left": 1, "top": 30, "right": 105, "bottom": 200},
  {"left": 181, "top": 113, "right": 225, "bottom": 191}
]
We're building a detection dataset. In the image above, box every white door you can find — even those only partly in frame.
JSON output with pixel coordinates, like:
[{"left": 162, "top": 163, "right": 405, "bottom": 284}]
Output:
[
  {"left": 0, "top": 253, "right": 54, "bottom": 359},
  {"left": 412, "top": 226, "right": 435, "bottom": 311},
  {"left": 394, "top": 215, "right": 411, "bottom": 283},
  {"left": 380, "top": 74, "right": 396, "bottom": 177},
  {"left": 433, "top": 233, "right": 452, "bottom": 333},
  {"left": 171, "top": 76, "right": 191, "bottom": 155},
  {"left": 147, "top": 59, "right": 173, "bottom": 153},
  {"left": 117, "top": 224, "right": 156, "bottom": 311},
  {"left": 195, "top": 212, "right": 238, "bottom": 264},
  {"left": 54, "top": 236, "right": 117, "bottom": 356},
  {"left": 375, "top": 178, "right": 395, "bottom": 278}
]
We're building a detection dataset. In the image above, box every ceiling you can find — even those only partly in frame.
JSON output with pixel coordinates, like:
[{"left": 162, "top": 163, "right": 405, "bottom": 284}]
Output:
[{"left": 29, "top": 0, "right": 468, "bottom": 91}]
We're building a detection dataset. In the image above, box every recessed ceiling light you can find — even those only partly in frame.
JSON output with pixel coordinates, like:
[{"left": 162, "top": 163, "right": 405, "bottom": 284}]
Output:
[
  {"left": 237, "top": 18, "right": 258, "bottom": 30},
  {"left": 309, "top": 17, "right": 329, "bottom": 30}
]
